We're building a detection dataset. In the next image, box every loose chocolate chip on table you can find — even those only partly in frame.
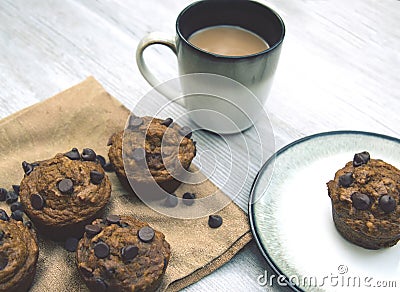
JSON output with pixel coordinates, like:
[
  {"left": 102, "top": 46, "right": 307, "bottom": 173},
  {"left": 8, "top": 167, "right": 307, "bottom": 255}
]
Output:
[
  {"left": 0, "top": 230, "right": 4, "bottom": 241},
  {"left": 85, "top": 224, "right": 102, "bottom": 238},
  {"left": 94, "top": 242, "right": 110, "bottom": 258},
  {"left": 339, "top": 172, "right": 354, "bottom": 188},
  {"left": 379, "top": 195, "right": 397, "bottom": 213},
  {"left": 131, "top": 148, "right": 146, "bottom": 162},
  {"left": 10, "top": 202, "right": 23, "bottom": 212},
  {"left": 65, "top": 237, "right": 79, "bottom": 252},
  {"left": 58, "top": 179, "right": 74, "bottom": 194},
  {"left": 208, "top": 215, "right": 223, "bottom": 228},
  {"left": 121, "top": 245, "right": 139, "bottom": 261},
  {"left": 82, "top": 148, "right": 97, "bottom": 161},
  {"left": 5, "top": 191, "right": 18, "bottom": 204},
  {"left": 179, "top": 126, "right": 192, "bottom": 139},
  {"left": 64, "top": 148, "right": 81, "bottom": 160},
  {"left": 164, "top": 193, "right": 178, "bottom": 208},
  {"left": 31, "top": 194, "right": 45, "bottom": 210},
  {"left": 161, "top": 118, "right": 173, "bottom": 127},
  {"left": 182, "top": 192, "right": 196, "bottom": 206},
  {"left": 22, "top": 161, "right": 35, "bottom": 175},
  {"left": 138, "top": 226, "right": 155, "bottom": 243},
  {"left": 0, "top": 210, "right": 9, "bottom": 221},
  {"left": 0, "top": 188, "right": 7, "bottom": 201},
  {"left": 96, "top": 155, "right": 106, "bottom": 167},
  {"left": 128, "top": 117, "right": 144, "bottom": 129},
  {"left": 12, "top": 185, "right": 20, "bottom": 195},
  {"left": 94, "top": 278, "right": 107, "bottom": 291},
  {"left": 351, "top": 192, "right": 371, "bottom": 210},
  {"left": 106, "top": 215, "right": 120, "bottom": 225},
  {"left": 353, "top": 151, "right": 370, "bottom": 167},
  {"left": 0, "top": 256, "right": 8, "bottom": 271},
  {"left": 103, "top": 162, "right": 114, "bottom": 172},
  {"left": 11, "top": 210, "right": 23, "bottom": 222},
  {"left": 90, "top": 170, "right": 104, "bottom": 185}
]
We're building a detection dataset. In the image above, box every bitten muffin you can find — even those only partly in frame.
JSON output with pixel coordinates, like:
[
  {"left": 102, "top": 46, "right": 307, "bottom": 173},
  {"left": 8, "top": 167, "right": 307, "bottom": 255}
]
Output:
[
  {"left": 76, "top": 215, "right": 170, "bottom": 292},
  {"left": 108, "top": 115, "right": 196, "bottom": 195},
  {"left": 327, "top": 151, "right": 400, "bottom": 249},
  {"left": 0, "top": 210, "right": 39, "bottom": 292},
  {"left": 19, "top": 148, "right": 111, "bottom": 240}
]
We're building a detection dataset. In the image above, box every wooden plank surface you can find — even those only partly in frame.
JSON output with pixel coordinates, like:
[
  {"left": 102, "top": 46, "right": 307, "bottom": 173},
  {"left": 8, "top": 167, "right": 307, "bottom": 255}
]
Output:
[{"left": 0, "top": 0, "right": 399, "bottom": 291}]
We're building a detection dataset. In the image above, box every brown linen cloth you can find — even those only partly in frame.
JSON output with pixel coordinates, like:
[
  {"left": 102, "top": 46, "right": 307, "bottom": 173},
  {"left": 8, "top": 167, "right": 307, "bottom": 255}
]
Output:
[{"left": 0, "top": 77, "right": 252, "bottom": 291}]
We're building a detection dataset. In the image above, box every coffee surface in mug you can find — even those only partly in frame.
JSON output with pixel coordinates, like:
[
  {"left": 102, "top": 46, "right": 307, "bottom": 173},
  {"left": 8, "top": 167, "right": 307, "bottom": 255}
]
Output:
[{"left": 188, "top": 25, "right": 269, "bottom": 57}]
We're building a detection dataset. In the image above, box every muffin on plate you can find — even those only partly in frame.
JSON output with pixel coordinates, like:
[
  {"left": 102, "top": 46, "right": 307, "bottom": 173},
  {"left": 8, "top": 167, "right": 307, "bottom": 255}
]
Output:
[
  {"left": 0, "top": 210, "right": 39, "bottom": 292},
  {"left": 108, "top": 115, "right": 196, "bottom": 195},
  {"left": 76, "top": 215, "right": 170, "bottom": 292},
  {"left": 19, "top": 148, "right": 111, "bottom": 240},
  {"left": 327, "top": 151, "right": 400, "bottom": 249}
]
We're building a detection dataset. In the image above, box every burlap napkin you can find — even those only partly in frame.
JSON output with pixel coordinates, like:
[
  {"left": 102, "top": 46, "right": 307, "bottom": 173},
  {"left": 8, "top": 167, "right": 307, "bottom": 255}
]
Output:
[{"left": 0, "top": 77, "right": 251, "bottom": 291}]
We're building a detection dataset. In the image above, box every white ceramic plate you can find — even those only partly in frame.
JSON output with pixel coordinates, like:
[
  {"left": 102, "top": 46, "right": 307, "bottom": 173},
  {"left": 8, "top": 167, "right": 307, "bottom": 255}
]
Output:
[{"left": 249, "top": 131, "right": 400, "bottom": 292}]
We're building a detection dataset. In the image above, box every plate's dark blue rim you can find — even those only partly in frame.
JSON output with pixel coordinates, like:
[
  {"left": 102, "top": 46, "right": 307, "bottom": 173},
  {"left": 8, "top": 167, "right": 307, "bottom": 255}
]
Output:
[{"left": 248, "top": 130, "right": 400, "bottom": 292}]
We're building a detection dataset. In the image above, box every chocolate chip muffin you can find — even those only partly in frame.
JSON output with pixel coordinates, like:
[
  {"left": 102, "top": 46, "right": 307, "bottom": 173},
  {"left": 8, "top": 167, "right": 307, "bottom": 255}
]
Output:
[
  {"left": 327, "top": 151, "right": 400, "bottom": 249},
  {"left": 0, "top": 210, "right": 39, "bottom": 292},
  {"left": 108, "top": 116, "right": 196, "bottom": 195},
  {"left": 19, "top": 148, "right": 112, "bottom": 240},
  {"left": 76, "top": 215, "right": 170, "bottom": 291}
]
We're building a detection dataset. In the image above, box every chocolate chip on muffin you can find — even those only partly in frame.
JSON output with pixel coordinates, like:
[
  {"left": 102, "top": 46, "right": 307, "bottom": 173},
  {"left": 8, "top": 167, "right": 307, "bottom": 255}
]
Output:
[
  {"left": 19, "top": 149, "right": 111, "bottom": 240},
  {"left": 76, "top": 215, "right": 170, "bottom": 291},
  {"left": 0, "top": 210, "right": 39, "bottom": 291},
  {"left": 327, "top": 152, "right": 400, "bottom": 249}
]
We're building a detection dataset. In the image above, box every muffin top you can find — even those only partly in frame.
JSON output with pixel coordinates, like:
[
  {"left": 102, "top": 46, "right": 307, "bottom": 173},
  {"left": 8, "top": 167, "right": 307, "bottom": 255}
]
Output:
[
  {"left": 108, "top": 116, "right": 196, "bottom": 183},
  {"left": 19, "top": 149, "right": 111, "bottom": 227},
  {"left": 76, "top": 215, "right": 170, "bottom": 291},
  {"left": 0, "top": 214, "right": 39, "bottom": 291},
  {"left": 327, "top": 152, "right": 400, "bottom": 238}
]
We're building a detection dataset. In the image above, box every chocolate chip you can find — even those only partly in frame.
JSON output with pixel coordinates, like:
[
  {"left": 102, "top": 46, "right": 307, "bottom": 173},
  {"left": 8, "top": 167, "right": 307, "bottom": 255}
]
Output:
[
  {"left": 164, "top": 193, "right": 178, "bottom": 207},
  {"left": 0, "top": 230, "right": 4, "bottom": 241},
  {"left": 131, "top": 148, "right": 146, "bottom": 162},
  {"left": 0, "top": 210, "right": 9, "bottom": 221},
  {"left": 351, "top": 192, "right": 371, "bottom": 210},
  {"left": 96, "top": 155, "right": 106, "bottom": 167},
  {"left": 339, "top": 172, "right": 354, "bottom": 188},
  {"left": 379, "top": 195, "right": 397, "bottom": 213},
  {"left": 11, "top": 210, "right": 23, "bottom": 222},
  {"left": 128, "top": 117, "right": 144, "bottom": 129},
  {"left": 79, "top": 265, "right": 93, "bottom": 278},
  {"left": 179, "top": 126, "right": 192, "bottom": 138},
  {"left": 85, "top": 224, "right": 102, "bottom": 238},
  {"left": 94, "top": 242, "right": 110, "bottom": 258},
  {"left": 353, "top": 151, "right": 370, "bottom": 167},
  {"left": 58, "top": 179, "right": 74, "bottom": 194},
  {"left": 103, "top": 162, "right": 114, "bottom": 172},
  {"left": 161, "top": 118, "right": 173, "bottom": 127},
  {"left": 25, "top": 221, "right": 32, "bottom": 229},
  {"left": 208, "top": 215, "right": 223, "bottom": 228},
  {"left": 65, "top": 237, "right": 79, "bottom": 252},
  {"left": 107, "top": 135, "right": 113, "bottom": 146},
  {"left": 94, "top": 278, "right": 107, "bottom": 291},
  {"left": 64, "top": 148, "right": 81, "bottom": 160},
  {"left": 0, "top": 256, "right": 8, "bottom": 271},
  {"left": 138, "top": 226, "right": 155, "bottom": 243},
  {"left": 90, "top": 170, "right": 104, "bottom": 185},
  {"left": 82, "top": 148, "right": 97, "bottom": 161},
  {"left": 5, "top": 191, "right": 18, "bottom": 204},
  {"left": 182, "top": 192, "right": 196, "bottom": 205},
  {"left": 0, "top": 188, "right": 7, "bottom": 201},
  {"left": 12, "top": 185, "right": 20, "bottom": 195},
  {"left": 121, "top": 245, "right": 139, "bottom": 261},
  {"left": 22, "top": 161, "right": 34, "bottom": 175},
  {"left": 106, "top": 215, "right": 120, "bottom": 225},
  {"left": 10, "top": 202, "right": 23, "bottom": 212},
  {"left": 163, "top": 258, "right": 168, "bottom": 272},
  {"left": 31, "top": 194, "right": 45, "bottom": 210}
]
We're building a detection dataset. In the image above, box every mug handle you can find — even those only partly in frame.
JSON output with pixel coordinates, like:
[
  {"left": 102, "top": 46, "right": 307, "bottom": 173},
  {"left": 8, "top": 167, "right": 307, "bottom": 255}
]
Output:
[{"left": 136, "top": 32, "right": 184, "bottom": 105}]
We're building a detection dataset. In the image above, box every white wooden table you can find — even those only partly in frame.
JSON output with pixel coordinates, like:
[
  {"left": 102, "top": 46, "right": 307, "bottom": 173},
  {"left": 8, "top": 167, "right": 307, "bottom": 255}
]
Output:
[{"left": 0, "top": 0, "right": 399, "bottom": 291}]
